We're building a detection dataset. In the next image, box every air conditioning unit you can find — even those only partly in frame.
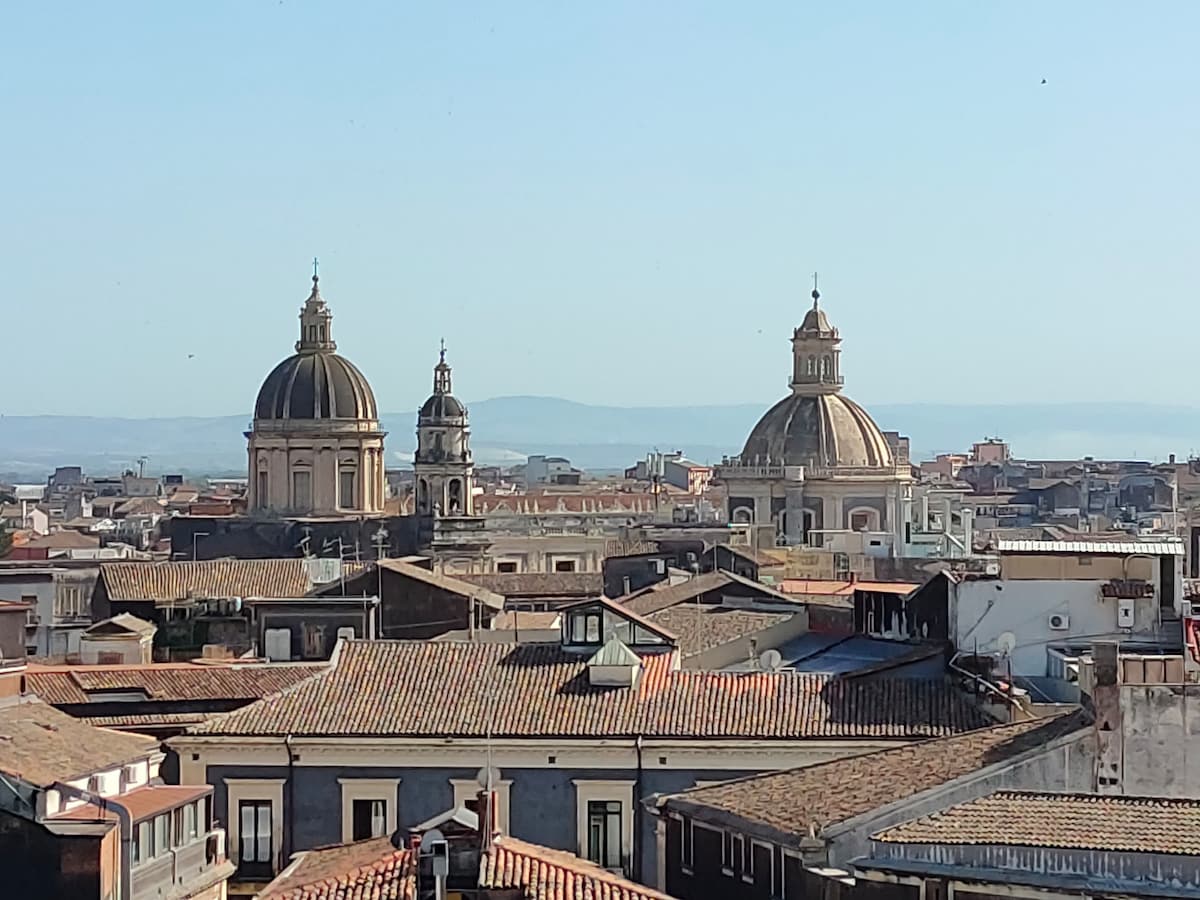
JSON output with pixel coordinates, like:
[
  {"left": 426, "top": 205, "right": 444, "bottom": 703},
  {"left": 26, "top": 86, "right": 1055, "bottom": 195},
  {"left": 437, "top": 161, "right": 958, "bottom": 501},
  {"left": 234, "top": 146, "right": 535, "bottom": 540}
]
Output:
[{"left": 1048, "top": 613, "right": 1070, "bottom": 631}]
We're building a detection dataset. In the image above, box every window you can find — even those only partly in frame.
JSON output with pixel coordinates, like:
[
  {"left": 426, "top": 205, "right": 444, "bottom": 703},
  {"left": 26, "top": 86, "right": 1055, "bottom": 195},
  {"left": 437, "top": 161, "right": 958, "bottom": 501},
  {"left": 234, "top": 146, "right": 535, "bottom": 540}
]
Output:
[
  {"left": 291, "top": 470, "right": 312, "bottom": 510},
  {"left": 497, "top": 561, "right": 517, "bottom": 573},
  {"left": 554, "top": 559, "right": 577, "bottom": 573},
  {"left": 339, "top": 779, "right": 400, "bottom": 844},
  {"left": 173, "top": 807, "right": 185, "bottom": 847},
  {"left": 154, "top": 814, "right": 169, "bottom": 856},
  {"left": 239, "top": 800, "right": 273, "bottom": 867},
  {"left": 133, "top": 820, "right": 151, "bottom": 865},
  {"left": 302, "top": 623, "right": 326, "bottom": 659},
  {"left": 339, "top": 468, "right": 356, "bottom": 509},
  {"left": 257, "top": 470, "right": 268, "bottom": 505},
  {"left": 351, "top": 798, "right": 387, "bottom": 841},
  {"left": 1079, "top": 555, "right": 1093, "bottom": 566},
  {"left": 568, "top": 611, "right": 602, "bottom": 644},
  {"left": 722, "top": 832, "right": 743, "bottom": 874},
  {"left": 851, "top": 512, "right": 870, "bottom": 532},
  {"left": 742, "top": 837, "right": 755, "bottom": 882},
  {"left": 586, "top": 800, "right": 622, "bottom": 869},
  {"left": 185, "top": 802, "right": 197, "bottom": 840}
]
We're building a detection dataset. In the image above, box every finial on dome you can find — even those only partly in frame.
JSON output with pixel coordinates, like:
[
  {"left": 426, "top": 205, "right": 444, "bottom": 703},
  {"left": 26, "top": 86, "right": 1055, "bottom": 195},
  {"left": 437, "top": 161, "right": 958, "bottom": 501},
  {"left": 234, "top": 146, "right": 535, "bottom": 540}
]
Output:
[
  {"left": 439, "top": 337, "right": 446, "bottom": 364},
  {"left": 811, "top": 272, "right": 820, "bottom": 309},
  {"left": 312, "top": 256, "right": 320, "bottom": 286}
]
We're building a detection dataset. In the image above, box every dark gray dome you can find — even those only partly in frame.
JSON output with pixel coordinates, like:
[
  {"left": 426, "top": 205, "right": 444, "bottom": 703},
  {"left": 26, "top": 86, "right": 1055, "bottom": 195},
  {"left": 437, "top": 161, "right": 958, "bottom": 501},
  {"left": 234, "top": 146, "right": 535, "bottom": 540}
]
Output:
[
  {"left": 741, "top": 393, "right": 893, "bottom": 469},
  {"left": 254, "top": 352, "right": 378, "bottom": 421},
  {"left": 419, "top": 393, "right": 465, "bottom": 420}
]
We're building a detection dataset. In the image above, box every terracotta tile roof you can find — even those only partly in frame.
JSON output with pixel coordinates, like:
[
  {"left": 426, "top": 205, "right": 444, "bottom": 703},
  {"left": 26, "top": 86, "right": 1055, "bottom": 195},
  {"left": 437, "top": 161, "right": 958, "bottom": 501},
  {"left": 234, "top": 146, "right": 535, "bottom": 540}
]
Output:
[
  {"left": 26, "top": 662, "right": 324, "bottom": 705},
  {"left": 80, "top": 712, "right": 210, "bottom": 729},
  {"left": 561, "top": 596, "right": 678, "bottom": 643},
  {"left": 25, "top": 531, "right": 100, "bottom": 550},
  {"left": 645, "top": 606, "right": 794, "bottom": 657},
  {"left": 0, "top": 699, "right": 157, "bottom": 787},
  {"left": 51, "top": 784, "right": 211, "bottom": 823},
  {"left": 873, "top": 791, "right": 1200, "bottom": 855},
  {"left": 258, "top": 836, "right": 415, "bottom": 899},
  {"left": 481, "top": 836, "right": 675, "bottom": 899},
  {"left": 658, "top": 712, "right": 1087, "bottom": 842},
  {"left": 186, "top": 640, "right": 989, "bottom": 740},
  {"left": 458, "top": 572, "right": 604, "bottom": 598},
  {"left": 258, "top": 835, "right": 674, "bottom": 900},
  {"left": 99, "top": 559, "right": 313, "bottom": 602}
]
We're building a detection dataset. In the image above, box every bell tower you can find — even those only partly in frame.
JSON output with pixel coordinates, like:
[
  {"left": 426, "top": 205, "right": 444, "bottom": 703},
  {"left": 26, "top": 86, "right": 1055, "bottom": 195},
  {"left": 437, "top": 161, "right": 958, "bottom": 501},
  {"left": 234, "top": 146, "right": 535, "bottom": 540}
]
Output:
[{"left": 414, "top": 342, "right": 475, "bottom": 516}]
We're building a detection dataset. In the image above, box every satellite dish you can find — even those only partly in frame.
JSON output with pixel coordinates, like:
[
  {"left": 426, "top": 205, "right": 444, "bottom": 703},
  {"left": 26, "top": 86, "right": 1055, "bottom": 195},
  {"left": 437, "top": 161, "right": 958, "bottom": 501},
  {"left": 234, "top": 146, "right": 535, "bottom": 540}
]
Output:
[
  {"left": 996, "top": 632, "right": 1017, "bottom": 657},
  {"left": 759, "top": 649, "right": 783, "bottom": 672},
  {"left": 476, "top": 766, "right": 502, "bottom": 789}
]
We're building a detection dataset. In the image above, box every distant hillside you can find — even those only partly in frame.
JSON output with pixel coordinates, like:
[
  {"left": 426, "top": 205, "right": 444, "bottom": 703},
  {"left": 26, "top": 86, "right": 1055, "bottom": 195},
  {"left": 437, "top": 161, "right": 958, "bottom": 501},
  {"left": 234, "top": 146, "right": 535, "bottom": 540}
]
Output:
[{"left": 0, "top": 398, "right": 1194, "bottom": 479}]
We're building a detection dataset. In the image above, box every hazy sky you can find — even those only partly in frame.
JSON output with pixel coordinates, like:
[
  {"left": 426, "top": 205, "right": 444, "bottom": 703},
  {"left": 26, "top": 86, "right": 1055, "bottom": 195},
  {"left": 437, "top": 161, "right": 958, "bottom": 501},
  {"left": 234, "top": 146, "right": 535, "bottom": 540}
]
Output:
[{"left": 4, "top": 2, "right": 1197, "bottom": 418}]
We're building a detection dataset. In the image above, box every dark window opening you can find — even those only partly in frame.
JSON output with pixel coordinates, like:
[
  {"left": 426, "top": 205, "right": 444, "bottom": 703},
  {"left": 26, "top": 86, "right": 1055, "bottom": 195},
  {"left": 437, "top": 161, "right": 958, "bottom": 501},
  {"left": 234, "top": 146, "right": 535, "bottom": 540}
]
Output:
[
  {"left": 555, "top": 559, "right": 577, "bottom": 573},
  {"left": 351, "top": 798, "right": 387, "bottom": 841},
  {"left": 497, "top": 561, "right": 518, "bottom": 573},
  {"left": 586, "top": 800, "right": 622, "bottom": 870}
]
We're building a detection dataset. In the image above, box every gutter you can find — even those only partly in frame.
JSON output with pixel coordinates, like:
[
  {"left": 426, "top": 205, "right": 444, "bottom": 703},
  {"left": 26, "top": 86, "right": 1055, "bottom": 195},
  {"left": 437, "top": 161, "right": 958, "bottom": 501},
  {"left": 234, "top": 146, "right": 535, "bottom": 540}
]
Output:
[
  {"left": 633, "top": 735, "right": 644, "bottom": 883},
  {"left": 53, "top": 782, "right": 133, "bottom": 900},
  {"left": 284, "top": 734, "right": 296, "bottom": 865}
]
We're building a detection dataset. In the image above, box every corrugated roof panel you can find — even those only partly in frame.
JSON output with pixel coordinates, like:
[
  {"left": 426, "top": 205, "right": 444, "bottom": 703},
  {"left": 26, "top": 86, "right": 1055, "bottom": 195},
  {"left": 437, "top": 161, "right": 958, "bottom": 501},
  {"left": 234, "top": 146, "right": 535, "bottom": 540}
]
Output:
[{"left": 995, "top": 539, "right": 1184, "bottom": 556}]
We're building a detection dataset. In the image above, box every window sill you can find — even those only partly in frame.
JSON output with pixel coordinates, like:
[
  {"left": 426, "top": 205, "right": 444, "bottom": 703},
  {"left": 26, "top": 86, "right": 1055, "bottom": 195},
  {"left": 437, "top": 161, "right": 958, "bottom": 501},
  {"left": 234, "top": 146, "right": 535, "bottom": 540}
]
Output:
[
  {"left": 742, "top": 875, "right": 755, "bottom": 884},
  {"left": 681, "top": 867, "right": 693, "bottom": 876},
  {"left": 721, "top": 868, "right": 734, "bottom": 877}
]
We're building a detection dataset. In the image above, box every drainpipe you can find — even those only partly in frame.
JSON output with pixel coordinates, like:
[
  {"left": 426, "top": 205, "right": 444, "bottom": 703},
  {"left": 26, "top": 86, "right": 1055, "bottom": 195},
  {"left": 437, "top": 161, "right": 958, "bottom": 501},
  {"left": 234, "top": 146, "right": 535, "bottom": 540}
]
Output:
[
  {"left": 54, "top": 783, "right": 133, "bottom": 900},
  {"left": 284, "top": 735, "right": 296, "bottom": 866},
  {"left": 632, "top": 735, "right": 644, "bottom": 884}
]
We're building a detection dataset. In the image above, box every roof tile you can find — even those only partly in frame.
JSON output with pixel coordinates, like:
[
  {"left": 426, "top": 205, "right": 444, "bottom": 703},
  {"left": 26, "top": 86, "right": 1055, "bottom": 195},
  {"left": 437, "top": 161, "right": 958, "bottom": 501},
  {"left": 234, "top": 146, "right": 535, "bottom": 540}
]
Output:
[
  {"left": 874, "top": 790, "right": 1200, "bottom": 855},
  {"left": 100, "top": 559, "right": 314, "bottom": 603},
  {"left": 186, "top": 640, "right": 989, "bottom": 740}
]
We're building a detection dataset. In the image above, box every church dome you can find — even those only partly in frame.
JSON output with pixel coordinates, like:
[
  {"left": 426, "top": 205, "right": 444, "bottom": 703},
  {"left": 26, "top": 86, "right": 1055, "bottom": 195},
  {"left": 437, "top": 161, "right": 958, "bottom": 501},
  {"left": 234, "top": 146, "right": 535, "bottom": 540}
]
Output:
[
  {"left": 419, "top": 393, "right": 465, "bottom": 420},
  {"left": 255, "top": 352, "right": 378, "bottom": 421},
  {"left": 740, "top": 392, "right": 893, "bottom": 469},
  {"left": 252, "top": 271, "right": 379, "bottom": 423}
]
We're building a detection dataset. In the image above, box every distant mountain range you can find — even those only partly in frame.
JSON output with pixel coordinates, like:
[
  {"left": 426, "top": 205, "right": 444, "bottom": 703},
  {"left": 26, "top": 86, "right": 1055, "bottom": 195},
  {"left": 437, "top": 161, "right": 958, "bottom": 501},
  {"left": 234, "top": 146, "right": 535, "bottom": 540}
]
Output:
[{"left": 0, "top": 397, "right": 1195, "bottom": 480}]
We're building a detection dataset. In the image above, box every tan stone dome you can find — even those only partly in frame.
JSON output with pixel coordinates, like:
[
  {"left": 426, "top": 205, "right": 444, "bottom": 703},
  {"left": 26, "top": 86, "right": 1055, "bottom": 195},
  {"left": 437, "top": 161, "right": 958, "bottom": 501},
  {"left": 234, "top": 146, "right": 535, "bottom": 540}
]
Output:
[{"left": 740, "top": 392, "right": 893, "bottom": 469}]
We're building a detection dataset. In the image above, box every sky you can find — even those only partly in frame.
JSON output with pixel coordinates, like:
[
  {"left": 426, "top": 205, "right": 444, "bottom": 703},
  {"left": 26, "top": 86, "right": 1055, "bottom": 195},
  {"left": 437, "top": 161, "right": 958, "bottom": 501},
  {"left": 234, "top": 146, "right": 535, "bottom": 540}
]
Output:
[{"left": 3, "top": 2, "right": 1198, "bottom": 418}]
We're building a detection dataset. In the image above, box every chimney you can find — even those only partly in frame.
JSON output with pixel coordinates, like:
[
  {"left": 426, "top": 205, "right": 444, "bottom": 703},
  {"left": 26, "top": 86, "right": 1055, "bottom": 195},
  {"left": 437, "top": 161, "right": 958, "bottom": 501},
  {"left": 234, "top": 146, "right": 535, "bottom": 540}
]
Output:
[
  {"left": 477, "top": 789, "right": 500, "bottom": 848},
  {"left": 1091, "top": 641, "right": 1123, "bottom": 794}
]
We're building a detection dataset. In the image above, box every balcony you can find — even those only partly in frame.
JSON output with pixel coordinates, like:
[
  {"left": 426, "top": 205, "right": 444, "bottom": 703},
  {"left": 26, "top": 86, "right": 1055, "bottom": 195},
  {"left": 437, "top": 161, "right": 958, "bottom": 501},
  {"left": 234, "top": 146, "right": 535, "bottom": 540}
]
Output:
[
  {"left": 131, "top": 827, "right": 232, "bottom": 900},
  {"left": 714, "top": 463, "right": 806, "bottom": 482}
]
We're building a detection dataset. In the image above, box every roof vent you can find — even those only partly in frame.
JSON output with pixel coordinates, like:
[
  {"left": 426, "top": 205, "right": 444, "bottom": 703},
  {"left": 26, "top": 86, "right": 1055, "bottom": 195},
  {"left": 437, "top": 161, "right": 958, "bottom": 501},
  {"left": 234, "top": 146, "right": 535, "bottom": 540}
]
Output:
[{"left": 586, "top": 637, "right": 641, "bottom": 688}]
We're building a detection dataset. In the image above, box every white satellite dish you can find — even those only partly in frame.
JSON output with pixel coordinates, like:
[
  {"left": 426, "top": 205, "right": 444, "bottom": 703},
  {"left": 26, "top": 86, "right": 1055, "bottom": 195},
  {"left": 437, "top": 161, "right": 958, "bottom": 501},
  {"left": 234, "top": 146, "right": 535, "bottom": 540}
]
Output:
[
  {"left": 996, "top": 632, "right": 1017, "bottom": 657},
  {"left": 419, "top": 827, "right": 445, "bottom": 851},
  {"left": 759, "top": 649, "right": 783, "bottom": 672},
  {"left": 476, "top": 766, "right": 502, "bottom": 789}
]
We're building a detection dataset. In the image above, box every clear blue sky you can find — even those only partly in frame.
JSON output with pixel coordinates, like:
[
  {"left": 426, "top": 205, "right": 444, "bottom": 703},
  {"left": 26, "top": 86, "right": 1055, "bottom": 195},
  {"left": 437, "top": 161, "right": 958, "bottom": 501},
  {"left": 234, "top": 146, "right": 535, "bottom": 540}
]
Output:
[{"left": 4, "top": 2, "right": 1197, "bottom": 417}]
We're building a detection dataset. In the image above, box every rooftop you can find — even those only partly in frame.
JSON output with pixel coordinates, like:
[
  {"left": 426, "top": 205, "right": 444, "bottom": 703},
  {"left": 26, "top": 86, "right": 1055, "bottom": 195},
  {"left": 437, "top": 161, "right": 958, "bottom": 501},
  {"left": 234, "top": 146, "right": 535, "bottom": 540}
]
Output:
[
  {"left": 657, "top": 712, "right": 1086, "bottom": 844},
  {"left": 621, "top": 571, "right": 800, "bottom": 617},
  {"left": 0, "top": 699, "right": 157, "bottom": 787},
  {"left": 373, "top": 558, "right": 505, "bottom": 610},
  {"left": 993, "top": 538, "right": 1185, "bottom": 556},
  {"left": 26, "top": 661, "right": 324, "bottom": 705},
  {"left": 873, "top": 790, "right": 1200, "bottom": 856},
  {"left": 457, "top": 571, "right": 603, "bottom": 598},
  {"left": 51, "top": 784, "right": 210, "bottom": 823},
  {"left": 259, "top": 834, "right": 675, "bottom": 900},
  {"left": 722, "top": 634, "right": 945, "bottom": 677},
  {"left": 100, "top": 559, "right": 315, "bottom": 603},
  {"left": 182, "top": 639, "right": 989, "bottom": 740},
  {"left": 646, "top": 606, "right": 793, "bottom": 658}
]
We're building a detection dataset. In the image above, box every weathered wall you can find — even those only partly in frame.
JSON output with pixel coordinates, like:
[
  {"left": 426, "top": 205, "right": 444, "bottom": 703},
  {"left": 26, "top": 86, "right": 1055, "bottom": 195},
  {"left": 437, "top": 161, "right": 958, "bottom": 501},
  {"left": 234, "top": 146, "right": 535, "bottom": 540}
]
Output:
[
  {"left": 1120, "top": 683, "right": 1200, "bottom": 796},
  {"left": 956, "top": 579, "right": 1166, "bottom": 676}
]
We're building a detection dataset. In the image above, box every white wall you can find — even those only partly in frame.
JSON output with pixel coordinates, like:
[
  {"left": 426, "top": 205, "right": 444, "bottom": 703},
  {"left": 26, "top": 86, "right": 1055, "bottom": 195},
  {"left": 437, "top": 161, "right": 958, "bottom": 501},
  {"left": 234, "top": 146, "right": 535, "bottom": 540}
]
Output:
[{"left": 956, "top": 579, "right": 1160, "bottom": 676}]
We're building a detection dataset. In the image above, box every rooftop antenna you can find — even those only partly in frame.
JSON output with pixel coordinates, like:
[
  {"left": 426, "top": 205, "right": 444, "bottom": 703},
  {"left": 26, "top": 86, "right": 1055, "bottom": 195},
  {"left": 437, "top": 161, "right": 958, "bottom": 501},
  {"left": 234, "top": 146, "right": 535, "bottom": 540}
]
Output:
[{"left": 811, "top": 271, "right": 820, "bottom": 308}]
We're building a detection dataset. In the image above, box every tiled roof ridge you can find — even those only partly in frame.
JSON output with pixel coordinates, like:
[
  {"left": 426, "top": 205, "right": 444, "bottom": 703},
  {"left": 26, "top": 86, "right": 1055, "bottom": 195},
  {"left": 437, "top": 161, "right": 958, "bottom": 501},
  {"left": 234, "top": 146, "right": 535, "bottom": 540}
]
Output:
[
  {"left": 661, "top": 710, "right": 1084, "bottom": 800},
  {"left": 260, "top": 842, "right": 414, "bottom": 899},
  {"left": 989, "top": 789, "right": 1200, "bottom": 807}
]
